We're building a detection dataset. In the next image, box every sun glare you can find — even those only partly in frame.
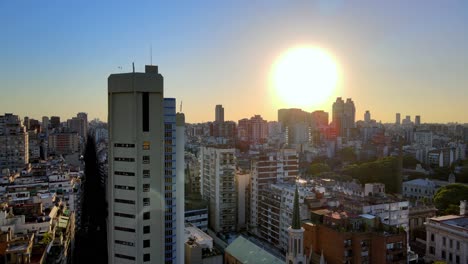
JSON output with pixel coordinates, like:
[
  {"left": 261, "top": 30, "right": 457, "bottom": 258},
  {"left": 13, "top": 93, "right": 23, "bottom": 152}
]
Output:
[{"left": 271, "top": 46, "right": 340, "bottom": 109}]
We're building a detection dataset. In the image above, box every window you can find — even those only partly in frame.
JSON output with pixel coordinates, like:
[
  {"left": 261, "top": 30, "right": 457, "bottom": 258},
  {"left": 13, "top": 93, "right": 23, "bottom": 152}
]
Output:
[
  {"left": 449, "top": 253, "right": 452, "bottom": 262},
  {"left": 143, "top": 254, "right": 150, "bottom": 262},
  {"left": 143, "top": 184, "right": 150, "bottom": 192},
  {"left": 443, "top": 237, "right": 446, "bottom": 246},
  {"left": 143, "top": 92, "right": 149, "bottom": 132},
  {"left": 115, "top": 199, "right": 135, "bottom": 204},
  {"left": 143, "top": 240, "right": 150, "bottom": 248},
  {"left": 115, "top": 254, "right": 135, "bottom": 260},
  {"left": 143, "top": 156, "right": 150, "bottom": 164},
  {"left": 115, "top": 171, "right": 135, "bottom": 176},
  {"left": 431, "top": 234, "right": 434, "bottom": 242},
  {"left": 114, "top": 212, "right": 135, "bottom": 218},
  {"left": 115, "top": 185, "right": 135, "bottom": 190},
  {"left": 143, "top": 212, "right": 150, "bottom": 220},
  {"left": 143, "top": 226, "right": 150, "bottom": 234},
  {"left": 429, "top": 246, "right": 435, "bottom": 255},
  {"left": 143, "top": 170, "right": 150, "bottom": 178},
  {"left": 114, "top": 157, "right": 135, "bottom": 162},
  {"left": 450, "top": 239, "right": 453, "bottom": 248},
  {"left": 456, "top": 255, "right": 460, "bottom": 264},
  {"left": 143, "top": 198, "right": 150, "bottom": 206},
  {"left": 115, "top": 226, "right": 135, "bottom": 232},
  {"left": 115, "top": 240, "right": 134, "bottom": 246},
  {"left": 456, "top": 241, "right": 460, "bottom": 250},
  {"left": 143, "top": 141, "right": 150, "bottom": 150},
  {"left": 114, "top": 143, "right": 135, "bottom": 148},
  {"left": 442, "top": 250, "right": 446, "bottom": 259}
]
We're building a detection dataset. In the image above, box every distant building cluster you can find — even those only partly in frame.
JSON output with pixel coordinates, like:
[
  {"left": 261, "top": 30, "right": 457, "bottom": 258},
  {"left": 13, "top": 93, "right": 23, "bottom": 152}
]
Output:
[{"left": 2, "top": 64, "right": 468, "bottom": 264}]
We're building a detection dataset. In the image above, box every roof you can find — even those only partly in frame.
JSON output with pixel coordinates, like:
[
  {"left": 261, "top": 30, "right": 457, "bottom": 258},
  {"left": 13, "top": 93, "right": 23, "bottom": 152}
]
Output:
[
  {"left": 225, "top": 236, "right": 283, "bottom": 264},
  {"left": 403, "top": 178, "right": 435, "bottom": 187},
  {"left": 430, "top": 215, "right": 468, "bottom": 230}
]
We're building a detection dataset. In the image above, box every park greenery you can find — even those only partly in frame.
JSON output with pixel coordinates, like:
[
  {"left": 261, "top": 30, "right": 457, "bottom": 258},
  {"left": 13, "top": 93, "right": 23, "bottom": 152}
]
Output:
[{"left": 434, "top": 184, "right": 468, "bottom": 215}]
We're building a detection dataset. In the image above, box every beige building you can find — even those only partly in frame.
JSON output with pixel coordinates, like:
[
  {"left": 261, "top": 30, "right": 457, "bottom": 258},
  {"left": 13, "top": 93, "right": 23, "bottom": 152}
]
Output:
[
  {"left": 0, "top": 114, "right": 29, "bottom": 172},
  {"left": 199, "top": 146, "right": 237, "bottom": 233},
  {"left": 108, "top": 65, "right": 184, "bottom": 263},
  {"left": 425, "top": 201, "right": 468, "bottom": 264}
]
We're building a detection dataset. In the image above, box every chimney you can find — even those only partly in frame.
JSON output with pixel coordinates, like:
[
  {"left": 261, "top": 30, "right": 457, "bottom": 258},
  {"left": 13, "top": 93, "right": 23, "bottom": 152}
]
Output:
[{"left": 460, "top": 200, "right": 467, "bottom": 216}]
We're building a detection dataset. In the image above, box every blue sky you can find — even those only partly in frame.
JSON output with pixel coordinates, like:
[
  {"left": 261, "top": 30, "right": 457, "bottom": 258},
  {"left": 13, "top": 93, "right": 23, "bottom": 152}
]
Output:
[{"left": 1, "top": 1, "right": 467, "bottom": 123}]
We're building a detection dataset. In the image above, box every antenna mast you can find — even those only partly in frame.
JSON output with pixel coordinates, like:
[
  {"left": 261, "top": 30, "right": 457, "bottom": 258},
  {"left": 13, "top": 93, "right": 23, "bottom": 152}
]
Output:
[{"left": 180, "top": 101, "right": 183, "bottom": 112}]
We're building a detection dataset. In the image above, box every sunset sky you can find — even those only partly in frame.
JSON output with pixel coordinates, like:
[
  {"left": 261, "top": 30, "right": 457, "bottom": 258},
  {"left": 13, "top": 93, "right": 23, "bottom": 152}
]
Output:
[{"left": 1, "top": 1, "right": 468, "bottom": 124}]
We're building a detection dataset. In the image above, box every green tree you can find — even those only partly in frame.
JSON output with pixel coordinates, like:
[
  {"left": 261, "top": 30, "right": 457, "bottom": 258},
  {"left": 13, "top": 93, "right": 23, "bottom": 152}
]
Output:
[
  {"left": 433, "top": 184, "right": 468, "bottom": 215},
  {"left": 308, "top": 163, "right": 331, "bottom": 176},
  {"left": 402, "top": 155, "right": 419, "bottom": 168},
  {"left": 338, "top": 147, "right": 357, "bottom": 163}
]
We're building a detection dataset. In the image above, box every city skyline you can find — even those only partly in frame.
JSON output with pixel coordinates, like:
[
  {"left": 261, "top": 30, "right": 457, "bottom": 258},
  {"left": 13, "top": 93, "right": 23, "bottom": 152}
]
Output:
[{"left": 2, "top": 1, "right": 468, "bottom": 123}]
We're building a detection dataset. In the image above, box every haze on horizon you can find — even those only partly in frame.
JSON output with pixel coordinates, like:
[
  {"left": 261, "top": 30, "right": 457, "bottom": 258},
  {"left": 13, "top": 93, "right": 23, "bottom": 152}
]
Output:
[{"left": 1, "top": 1, "right": 468, "bottom": 124}]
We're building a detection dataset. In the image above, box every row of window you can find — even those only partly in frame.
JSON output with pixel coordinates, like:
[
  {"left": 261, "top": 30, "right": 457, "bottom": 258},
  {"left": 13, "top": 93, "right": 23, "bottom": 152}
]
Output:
[
  {"left": 114, "top": 142, "right": 152, "bottom": 150},
  {"left": 114, "top": 212, "right": 135, "bottom": 218},
  {"left": 115, "top": 239, "right": 150, "bottom": 248},
  {"left": 115, "top": 185, "right": 135, "bottom": 190},
  {"left": 115, "top": 171, "right": 135, "bottom": 176},
  {"left": 114, "top": 143, "right": 135, "bottom": 148},
  {"left": 430, "top": 234, "right": 461, "bottom": 250},
  {"left": 115, "top": 198, "right": 151, "bottom": 206},
  {"left": 114, "top": 157, "right": 135, "bottom": 162},
  {"left": 114, "top": 225, "right": 150, "bottom": 234},
  {"left": 113, "top": 170, "right": 150, "bottom": 178},
  {"left": 115, "top": 253, "right": 150, "bottom": 262}
]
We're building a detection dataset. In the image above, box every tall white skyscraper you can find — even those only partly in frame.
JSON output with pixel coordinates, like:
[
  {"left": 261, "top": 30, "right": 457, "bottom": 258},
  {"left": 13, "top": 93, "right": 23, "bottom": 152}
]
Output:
[{"left": 108, "top": 65, "right": 183, "bottom": 264}]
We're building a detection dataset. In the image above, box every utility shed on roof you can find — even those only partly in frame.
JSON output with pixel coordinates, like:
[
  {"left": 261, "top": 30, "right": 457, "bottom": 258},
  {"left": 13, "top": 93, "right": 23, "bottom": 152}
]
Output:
[{"left": 224, "top": 236, "right": 283, "bottom": 264}]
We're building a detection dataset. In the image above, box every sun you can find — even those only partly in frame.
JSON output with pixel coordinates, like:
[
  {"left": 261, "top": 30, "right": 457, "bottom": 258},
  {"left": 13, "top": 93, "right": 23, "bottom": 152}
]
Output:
[{"left": 271, "top": 46, "right": 340, "bottom": 109}]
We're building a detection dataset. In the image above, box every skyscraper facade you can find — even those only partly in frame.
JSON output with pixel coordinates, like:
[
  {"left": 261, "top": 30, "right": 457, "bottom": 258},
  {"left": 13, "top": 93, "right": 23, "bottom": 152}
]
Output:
[
  {"left": 200, "top": 146, "right": 237, "bottom": 233},
  {"left": 396, "top": 113, "right": 401, "bottom": 125},
  {"left": 107, "top": 65, "right": 182, "bottom": 264},
  {"left": 332, "top": 97, "right": 355, "bottom": 137},
  {"left": 364, "top": 110, "right": 371, "bottom": 123},
  {"left": 0, "top": 113, "right": 29, "bottom": 172},
  {"left": 215, "top": 104, "right": 224, "bottom": 123},
  {"left": 415, "top": 115, "right": 421, "bottom": 126}
]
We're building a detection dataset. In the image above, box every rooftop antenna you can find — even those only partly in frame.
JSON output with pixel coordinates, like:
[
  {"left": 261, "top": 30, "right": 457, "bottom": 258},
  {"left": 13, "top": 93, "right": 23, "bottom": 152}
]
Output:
[
  {"left": 150, "top": 44, "right": 153, "bottom": 65},
  {"left": 180, "top": 101, "right": 183, "bottom": 112},
  {"left": 132, "top": 62, "right": 135, "bottom": 73}
]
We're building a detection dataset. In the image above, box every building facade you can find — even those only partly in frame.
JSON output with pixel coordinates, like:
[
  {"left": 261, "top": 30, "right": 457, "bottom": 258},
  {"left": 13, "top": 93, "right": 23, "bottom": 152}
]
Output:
[
  {"left": 199, "top": 146, "right": 237, "bottom": 233},
  {"left": 0, "top": 113, "right": 29, "bottom": 172},
  {"left": 107, "top": 65, "right": 183, "bottom": 264},
  {"left": 425, "top": 207, "right": 468, "bottom": 264}
]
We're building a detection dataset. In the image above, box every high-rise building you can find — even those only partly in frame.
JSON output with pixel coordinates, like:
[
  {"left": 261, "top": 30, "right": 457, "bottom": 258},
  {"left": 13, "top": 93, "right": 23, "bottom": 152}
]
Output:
[
  {"left": 0, "top": 114, "right": 29, "bottom": 172},
  {"left": 200, "top": 146, "right": 237, "bottom": 233},
  {"left": 42, "top": 116, "right": 49, "bottom": 132},
  {"left": 278, "top": 108, "right": 310, "bottom": 145},
  {"left": 50, "top": 116, "right": 61, "bottom": 129},
  {"left": 364, "top": 110, "right": 371, "bottom": 123},
  {"left": 48, "top": 132, "right": 79, "bottom": 154},
  {"left": 107, "top": 65, "right": 183, "bottom": 264},
  {"left": 77, "top": 112, "right": 89, "bottom": 138},
  {"left": 311, "top": 110, "right": 329, "bottom": 128},
  {"left": 23, "top": 116, "right": 30, "bottom": 130},
  {"left": 415, "top": 115, "right": 421, "bottom": 126},
  {"left": 396, "top": 113, "right": 401, "bottom": 125},
  {"left": 237, "top": 115, "right": 269, "bottom": 143},
  {"left": 332, "top": 98, "right": 355, "bottom": 137},
  {"left": 249, "top": 149, "right": 298, "bottom": 236},
  {"left": 215, "top": 104, "right": 224, "bottom": 123}
]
